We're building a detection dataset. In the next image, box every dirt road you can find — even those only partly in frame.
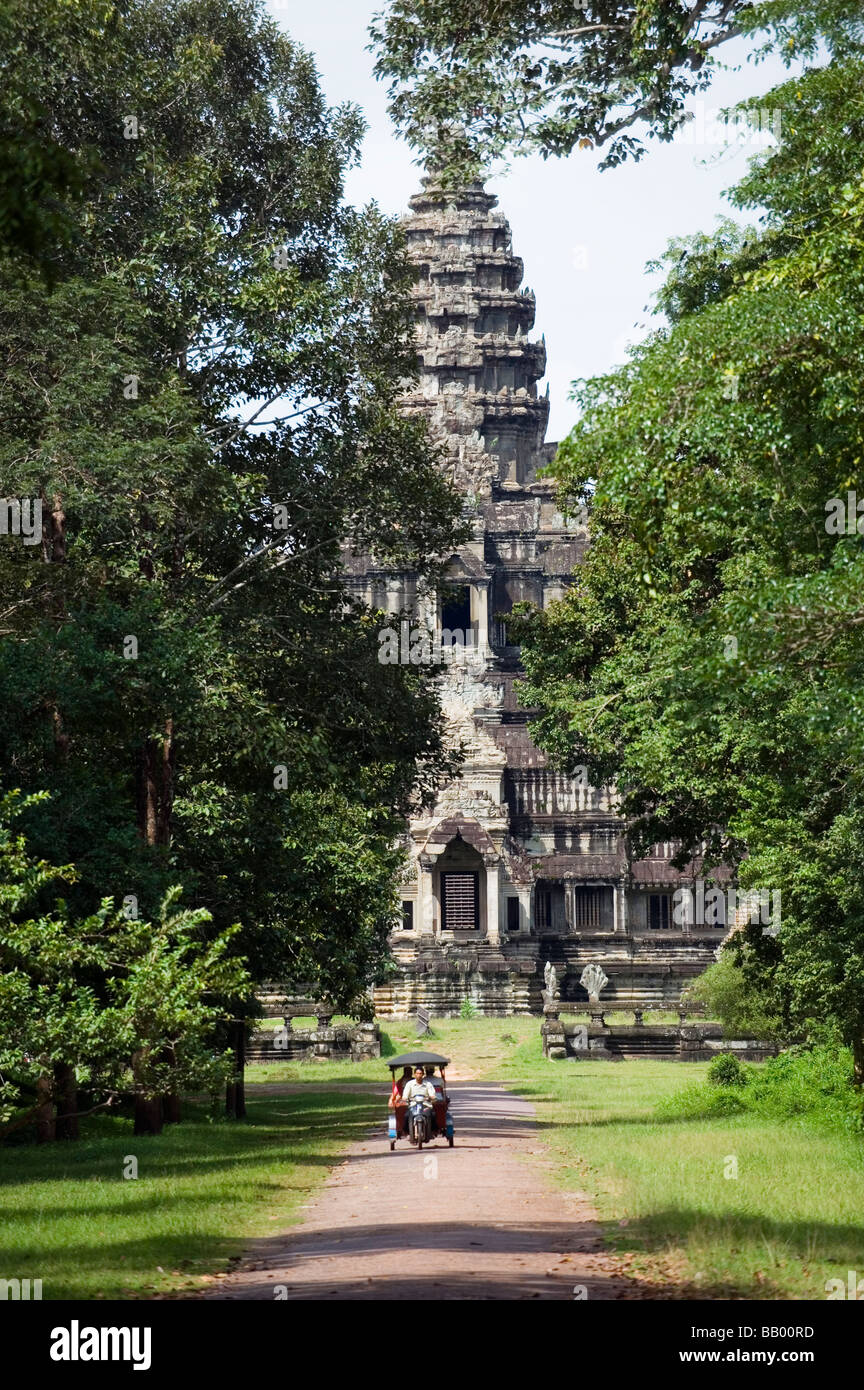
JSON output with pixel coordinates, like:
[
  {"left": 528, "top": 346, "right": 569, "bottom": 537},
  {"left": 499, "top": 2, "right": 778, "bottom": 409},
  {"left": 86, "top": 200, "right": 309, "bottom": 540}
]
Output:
[{"left": 202, "top": 1081, "right": 638, "bottom": 1300}]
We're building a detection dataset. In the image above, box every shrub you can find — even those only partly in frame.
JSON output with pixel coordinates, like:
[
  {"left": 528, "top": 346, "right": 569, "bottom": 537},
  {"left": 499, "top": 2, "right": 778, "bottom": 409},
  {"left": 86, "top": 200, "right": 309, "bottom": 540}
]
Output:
[
  {"left": 707, "top": 1053, "right": 749, "bottom": 1087},
  {"left": 459, "top": 997, "right": 478, "bottom": 1019},
  {"left": 658, "top": 1044, "right": 863, "bottom": 1132},
  {"left": 684, "top": 953, "right": 787, "bottom": 1042},
  {"left": 656, "top": 1083, "right": 747, "bottom": 1121},
  {"left": 745, "top": 1044, "right": 862, "bottom": 1132}
]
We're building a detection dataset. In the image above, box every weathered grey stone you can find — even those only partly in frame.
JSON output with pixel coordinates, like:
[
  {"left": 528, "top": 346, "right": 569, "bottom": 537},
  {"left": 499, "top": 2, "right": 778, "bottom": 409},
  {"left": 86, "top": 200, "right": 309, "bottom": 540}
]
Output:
[
  {"left": 580, "top": 963, "right": 609, "bottom": 1004},
  {"left": 342, "top": 179, "right": 731, "bottom": 1017}
]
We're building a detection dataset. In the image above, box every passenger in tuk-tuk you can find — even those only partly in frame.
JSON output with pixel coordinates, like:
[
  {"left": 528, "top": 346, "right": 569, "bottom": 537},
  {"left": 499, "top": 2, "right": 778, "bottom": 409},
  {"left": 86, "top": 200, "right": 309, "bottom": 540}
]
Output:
[
  {"left": 425, "top": 1065, "right": 444, "bottom": 1097},
  {"left": 401, "top": 1067, "right": 435, "bottom": 1135},
  {"left": 391, "top": 1066, "right": 413, "bottom": 1134},
  {"left": 424, "top": 1065, "right": 445, "bottom": 1133}
]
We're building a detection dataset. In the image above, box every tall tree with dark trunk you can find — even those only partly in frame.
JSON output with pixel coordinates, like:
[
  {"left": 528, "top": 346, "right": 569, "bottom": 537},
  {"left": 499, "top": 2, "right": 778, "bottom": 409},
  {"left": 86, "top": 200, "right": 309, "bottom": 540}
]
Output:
[
  {"left": 0, "top": 0, "right": 466, "bottom": 1047},
  {"left": 511, "top": 48, "right": 864, "bottom": 1078}
]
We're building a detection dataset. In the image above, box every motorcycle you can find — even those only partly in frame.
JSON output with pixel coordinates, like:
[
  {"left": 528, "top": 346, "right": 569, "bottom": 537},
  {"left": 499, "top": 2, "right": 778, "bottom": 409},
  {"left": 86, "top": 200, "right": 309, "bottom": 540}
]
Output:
[
  {"left": 408, "top": 1097, "right": 432, "bottom": 1148},
  {"left": 387, "top": 1051, "right": 455, "bottom": 1152}
]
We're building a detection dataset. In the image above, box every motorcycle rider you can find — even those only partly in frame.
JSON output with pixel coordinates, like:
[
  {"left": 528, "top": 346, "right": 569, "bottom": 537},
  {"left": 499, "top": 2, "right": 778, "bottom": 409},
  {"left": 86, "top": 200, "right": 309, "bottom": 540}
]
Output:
[{"left": 401, "top": 1065, "right": 436, "bottom": 1136}]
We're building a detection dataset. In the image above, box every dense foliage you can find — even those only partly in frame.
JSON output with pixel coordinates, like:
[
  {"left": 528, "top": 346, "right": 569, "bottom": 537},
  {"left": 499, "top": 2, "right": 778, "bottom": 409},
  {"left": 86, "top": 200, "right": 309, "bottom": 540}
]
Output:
[
  {"left": 0, "top": 793, "right": 250, "bottom": 1140},
  {"left": 684, "top": 954, "right": 786, "bottom": 1044},
  {"left": 658, "top": 1044, "right": 862, "bottom": 1131},
  {"left": 0, "top": 0, "right": 466, "bottom": 1140},
  {"left": 512, "top": 44, "right": 864, "bottom": 1078}
]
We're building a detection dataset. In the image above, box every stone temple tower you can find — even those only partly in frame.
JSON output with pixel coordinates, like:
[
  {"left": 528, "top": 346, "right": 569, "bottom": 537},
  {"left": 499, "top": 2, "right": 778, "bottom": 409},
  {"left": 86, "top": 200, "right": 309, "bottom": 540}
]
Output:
[{"left": 346, "top": 179, "right": 722, "bottom": 1016}]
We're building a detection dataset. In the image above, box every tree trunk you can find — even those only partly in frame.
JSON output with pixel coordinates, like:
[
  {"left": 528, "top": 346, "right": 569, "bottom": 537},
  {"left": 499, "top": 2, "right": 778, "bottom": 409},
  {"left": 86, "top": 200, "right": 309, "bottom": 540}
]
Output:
[
  {"left": 134, "top": 1095, "right": 164, "bottom": 1136},
  {"left": 225, "top": 1020, "right": 246, "bottom": 1119},
  {"left": 35, "top": 1075, "right": 55, "bottom": 1143},
  {"left": 233, "top": 1020, "right": 246, "bottom": 1119},
  {"left": 132, "top": 1048, "right": 163, "bottom": 1135},
  {"left": 158, "top": 1043, "right": 181, "bottom": 1124},
  {"left": 40, "top": 488, "right": 66, "bottom": 564},
  {"left": 162, "top": 1093, "right": 181, "bottom": 1124},
  {"left": 50, "top": 705, "right": 70, "bottom": 760},
  {"left": 853, "top": 1034, "right": 864, "bottom": 1088},
  {"left": 49, "top": 492, "right": 66, "bottom": 562},
  {"left": 53, "top": 1062, "right": 79, "bottom": 1140},
  {"left": 138, "top": 717, "right": 175, "bottom": 846}
]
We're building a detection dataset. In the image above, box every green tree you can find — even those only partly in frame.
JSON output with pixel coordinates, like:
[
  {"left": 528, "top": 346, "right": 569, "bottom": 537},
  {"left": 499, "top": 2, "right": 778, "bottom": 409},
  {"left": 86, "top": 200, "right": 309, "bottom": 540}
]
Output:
[
  {"left": 512, "top": 51, "right": 864, "bottom": 1079},
  {"left": 0, "top": 793, "right": 249, "bottom": 1140},
  {"left": 0, "top": 0, "right": 465, "bottom": 1040},
  {"left": 371, "top": 0, "right": 861, "bottom": 176},
  {"left": 0, "top": 0, "right": 107, "bottom": 264},
  {"left": 684, "top": 953, "right": 786, "bottom": 1043}
]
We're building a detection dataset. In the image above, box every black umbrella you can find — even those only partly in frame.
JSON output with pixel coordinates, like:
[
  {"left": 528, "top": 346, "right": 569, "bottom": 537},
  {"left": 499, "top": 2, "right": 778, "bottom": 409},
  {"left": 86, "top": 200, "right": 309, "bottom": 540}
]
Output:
[{"left": 386, "top": 1051, "right": 450, "bottom": 1070}]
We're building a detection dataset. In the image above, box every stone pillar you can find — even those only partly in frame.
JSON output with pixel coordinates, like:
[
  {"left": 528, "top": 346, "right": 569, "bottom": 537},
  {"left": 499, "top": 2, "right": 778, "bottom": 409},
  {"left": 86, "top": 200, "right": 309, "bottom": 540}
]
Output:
[
  {"left": 417, "top": 854, "right": 436, "bottom": 937},
  {"left": 541, "top": 1005, "right": 566, "bottom": 1059},
  {"left": 485, "top": 858, "right": 501, "bottom": 944},
  {"left": 385, "top": 575, "right": 402, "bottom": 616},
  {"left": 517, "top": 886, "right": 531, "bottom": 935},
  {"left": 416, "top": 587, "right": 435, "bottom": 638},
  {"left": 614, "top": 882, "right": 626, "bottom": 934},
  {"left": 474, "top": 583, "right": 490, "bottom": 657},
  {"left": 565, "top": 879, "right": 575, "bottom": 932}
]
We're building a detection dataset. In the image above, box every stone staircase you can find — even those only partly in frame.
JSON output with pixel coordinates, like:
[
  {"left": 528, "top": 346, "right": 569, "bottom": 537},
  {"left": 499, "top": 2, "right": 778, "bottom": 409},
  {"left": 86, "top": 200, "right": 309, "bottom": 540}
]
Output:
[
  {"left": 538, "top": 933, "right": 719, "bottom": 1011},
  {"left": 602, "top": 1033, "right": 680, "bottom": 1059},
  {"left": 373, "top": 940, "right": 537, "bottom": 1017}
]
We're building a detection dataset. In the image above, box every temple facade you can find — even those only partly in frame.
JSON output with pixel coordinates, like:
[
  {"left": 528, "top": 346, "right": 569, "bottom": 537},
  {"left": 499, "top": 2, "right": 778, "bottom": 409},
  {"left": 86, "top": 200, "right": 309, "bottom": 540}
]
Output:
[{"left": 346, "top": 180, "right": 723, "bottom": 1017}]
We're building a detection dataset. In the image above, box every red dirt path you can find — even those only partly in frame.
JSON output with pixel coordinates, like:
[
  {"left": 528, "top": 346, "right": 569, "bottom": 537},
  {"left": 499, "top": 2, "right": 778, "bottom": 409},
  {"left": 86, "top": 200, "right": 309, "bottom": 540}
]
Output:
[{"left": 201, "top": 1081, "right": 643, "bottom": 1301}]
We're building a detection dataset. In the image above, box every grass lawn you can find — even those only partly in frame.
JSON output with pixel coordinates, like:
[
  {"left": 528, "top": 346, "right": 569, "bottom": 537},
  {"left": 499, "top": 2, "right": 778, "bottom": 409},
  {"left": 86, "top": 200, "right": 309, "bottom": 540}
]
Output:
[
  {"left": 0, "top": 1091, "right": 378, "bottom": 1301},
  {"left": 5, "top": 1016, "right": 863, "bottom": 1301},
  {"left": 250, "top": 1015, "right": 864, "bottom": 1298},
  {"left": 0, "top": 1017, "right": 533, "bottom": 1300},
  {"left": 247, "top": 1014, "right": 538, "bottom": 1083},
  {"left": 493, "top": 1035, "right": 864, "bottom": 1300}
]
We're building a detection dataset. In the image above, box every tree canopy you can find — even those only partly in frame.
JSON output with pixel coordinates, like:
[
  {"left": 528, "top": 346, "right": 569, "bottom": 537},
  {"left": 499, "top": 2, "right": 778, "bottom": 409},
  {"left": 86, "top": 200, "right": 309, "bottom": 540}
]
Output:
[
  {"left": 0, "top": 792, "right": 250, "bottom": 1140},
  {"left": 511, "top": 46, "right": 864, "bottom": 1075},
  {"left": 0, "top": 0, "right": 465, "bottom": 1049},
  {"left": 371, "top": 0, "right": 863, "bottom": 177}
]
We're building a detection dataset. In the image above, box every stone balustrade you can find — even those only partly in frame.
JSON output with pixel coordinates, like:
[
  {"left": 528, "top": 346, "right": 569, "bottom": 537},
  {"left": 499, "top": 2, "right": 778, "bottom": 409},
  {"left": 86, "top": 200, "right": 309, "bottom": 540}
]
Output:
[
  {"left": 247, "top": 1019, "right": 380, "bottom": 1064},
  {"left": 540, "top": 1005, "right": 775, "bottom": 1062}
]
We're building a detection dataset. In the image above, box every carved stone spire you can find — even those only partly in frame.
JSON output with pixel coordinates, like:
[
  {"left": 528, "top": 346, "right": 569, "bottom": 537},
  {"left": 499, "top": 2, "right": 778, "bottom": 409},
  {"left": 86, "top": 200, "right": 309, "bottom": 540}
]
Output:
[{"left": 401, "top": 178, "right": 550, "bottom": 499}]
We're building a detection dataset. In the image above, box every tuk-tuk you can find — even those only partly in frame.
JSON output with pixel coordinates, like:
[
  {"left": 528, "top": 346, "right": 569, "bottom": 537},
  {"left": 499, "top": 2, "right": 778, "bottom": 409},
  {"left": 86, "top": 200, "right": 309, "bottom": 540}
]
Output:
[{"left": 387, "top": 1051, "right": 454, "bottom": 1151}]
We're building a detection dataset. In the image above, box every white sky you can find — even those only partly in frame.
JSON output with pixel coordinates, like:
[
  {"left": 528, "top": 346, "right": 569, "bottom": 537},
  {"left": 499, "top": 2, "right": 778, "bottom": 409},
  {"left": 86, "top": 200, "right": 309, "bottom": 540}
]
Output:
[{"left": 269, "top": 0, "right": 795, "bottom": 441}]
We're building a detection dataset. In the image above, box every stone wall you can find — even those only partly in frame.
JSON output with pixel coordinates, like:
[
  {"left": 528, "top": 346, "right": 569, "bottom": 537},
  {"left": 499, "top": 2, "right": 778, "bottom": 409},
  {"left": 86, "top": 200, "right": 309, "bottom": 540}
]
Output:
[
  {"left": 374, "top": 950, "right": 536, "bottom": 1018},
  {"left": 247, "top": 1021, "right": 380, "bottom": 1064},
  {"left": 541, "top": 1017, "right": 777, "bottom": 1062}
]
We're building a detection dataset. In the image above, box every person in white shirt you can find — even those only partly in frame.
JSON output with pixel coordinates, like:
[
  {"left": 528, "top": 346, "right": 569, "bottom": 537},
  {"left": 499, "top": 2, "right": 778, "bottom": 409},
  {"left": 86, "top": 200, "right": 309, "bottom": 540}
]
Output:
[{"left": 402, "top": 1066, "right": 436, "bottom": 1108}]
